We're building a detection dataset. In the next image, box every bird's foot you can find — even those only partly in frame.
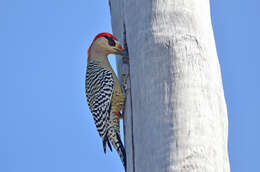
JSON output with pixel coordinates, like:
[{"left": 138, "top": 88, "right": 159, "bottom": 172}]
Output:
[{"left": 121, "top": 73, "right": 129, "bottom": 94}]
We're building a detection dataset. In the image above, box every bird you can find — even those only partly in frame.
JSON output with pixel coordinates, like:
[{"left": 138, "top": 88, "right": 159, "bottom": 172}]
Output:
[{"left": 85, "top": 32, "right": 128, "bottom": 170}]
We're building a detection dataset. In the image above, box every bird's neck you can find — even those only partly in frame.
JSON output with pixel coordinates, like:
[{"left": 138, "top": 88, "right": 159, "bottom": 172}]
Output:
[
  {"left": 88, "top": 47, "right": 106, "bottom": 59},
  {"left": 88, "top": 50, "right": 110, "bottom": 67}
]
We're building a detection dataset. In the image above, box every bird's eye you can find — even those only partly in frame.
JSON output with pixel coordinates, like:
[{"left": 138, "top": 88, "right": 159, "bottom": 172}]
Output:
[
  {"left": 104, "top": 36, "right": 116, "bottom": 47},
  {"left": 108, "top": 39, "right": 115, "bottom": 47}
]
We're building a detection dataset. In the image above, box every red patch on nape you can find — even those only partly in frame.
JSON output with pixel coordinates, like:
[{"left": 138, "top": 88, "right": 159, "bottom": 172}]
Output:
[{"left": 88, "top": 32, "right": 118, "bottom": 59}]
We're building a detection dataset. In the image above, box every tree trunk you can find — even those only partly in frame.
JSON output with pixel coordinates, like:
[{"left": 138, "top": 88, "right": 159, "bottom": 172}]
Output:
[{"left": 109, "top": 0, "right": 230, "bottom": 171}]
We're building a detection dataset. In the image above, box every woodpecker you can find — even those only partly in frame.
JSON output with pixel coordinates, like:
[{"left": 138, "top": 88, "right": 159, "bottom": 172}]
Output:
[{"left": 85, "top": 32, "right": 128, "bottom": 170}]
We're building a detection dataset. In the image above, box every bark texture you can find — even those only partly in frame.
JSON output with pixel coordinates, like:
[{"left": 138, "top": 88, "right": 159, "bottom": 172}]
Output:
[{"left": 109, "top": 0, "right": 230, "bottom": 171}]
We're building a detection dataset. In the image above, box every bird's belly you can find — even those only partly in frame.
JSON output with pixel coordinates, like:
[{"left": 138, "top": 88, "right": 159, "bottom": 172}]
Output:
[{"left": 111, "top": 86, "right": 125, "bottom": 113}]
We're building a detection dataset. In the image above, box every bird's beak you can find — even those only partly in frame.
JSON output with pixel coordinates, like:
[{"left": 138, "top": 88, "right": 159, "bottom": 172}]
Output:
[
  {"left": 114, "top": 48, "right": 128, "bottom": 57},
  {"left": 113, "top": 42, "right": 128, "bottom": 57}
]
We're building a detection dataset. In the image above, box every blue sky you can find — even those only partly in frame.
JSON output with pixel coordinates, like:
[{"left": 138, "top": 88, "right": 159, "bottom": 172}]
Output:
[{"left": 0, "top": 0, "right": 259, "bottom": 171}]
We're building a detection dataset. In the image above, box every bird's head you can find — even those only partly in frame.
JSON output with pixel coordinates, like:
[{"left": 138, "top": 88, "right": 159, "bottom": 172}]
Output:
[{"left": 88, "top": 32, "right": 127, "bottom": 60}]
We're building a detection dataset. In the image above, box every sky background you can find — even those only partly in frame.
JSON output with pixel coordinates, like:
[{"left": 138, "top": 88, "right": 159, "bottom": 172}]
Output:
[{"left": 0, "top": 0, "right": 259, "bottom": 172}]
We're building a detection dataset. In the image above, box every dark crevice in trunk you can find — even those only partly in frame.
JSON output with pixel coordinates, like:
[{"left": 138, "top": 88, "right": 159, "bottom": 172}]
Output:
[
  {"left": 122, "top": 24, "right": 129, "bottom": 64},
  {"left": 122, "top": 22, "right": 135, "bottom": 172}
]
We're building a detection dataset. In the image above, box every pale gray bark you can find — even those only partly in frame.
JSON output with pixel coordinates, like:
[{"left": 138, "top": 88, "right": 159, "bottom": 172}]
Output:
[{"left": 109, "top": 0, "right": 230, "bottom": 171}]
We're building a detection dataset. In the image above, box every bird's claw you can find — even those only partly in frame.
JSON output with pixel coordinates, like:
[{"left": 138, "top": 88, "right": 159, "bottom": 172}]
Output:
[{"left": 122, "top": 73, "right": 129, "bottom": 94}]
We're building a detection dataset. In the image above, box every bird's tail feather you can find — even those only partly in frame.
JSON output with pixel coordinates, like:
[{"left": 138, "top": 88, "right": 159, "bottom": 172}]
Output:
[
  {"left": 103, "top": 136, "right": 112, "bottom": 154},
  {"left": 108, "top": 129, "right": 126, "bottom": 171}
]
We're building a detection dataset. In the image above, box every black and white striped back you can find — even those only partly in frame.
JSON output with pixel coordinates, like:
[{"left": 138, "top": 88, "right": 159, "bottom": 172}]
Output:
[{"left": 85, "top": 60, "right": 114, "bottom": 139}]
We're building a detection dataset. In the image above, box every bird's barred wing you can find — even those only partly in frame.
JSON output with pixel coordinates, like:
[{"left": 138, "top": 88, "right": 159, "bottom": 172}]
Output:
[{"left": 86, "top": 64, "right": 114, "bottom": 139}]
